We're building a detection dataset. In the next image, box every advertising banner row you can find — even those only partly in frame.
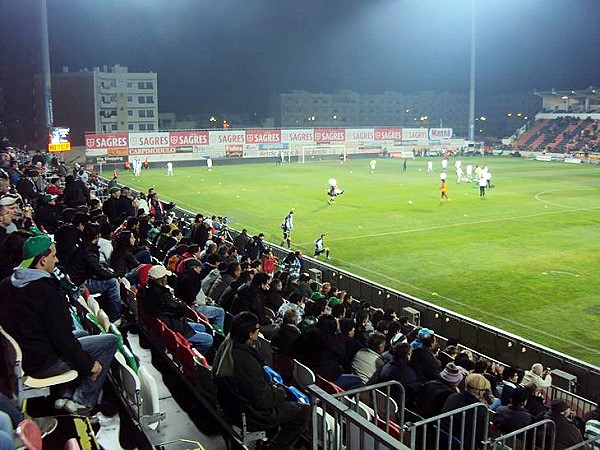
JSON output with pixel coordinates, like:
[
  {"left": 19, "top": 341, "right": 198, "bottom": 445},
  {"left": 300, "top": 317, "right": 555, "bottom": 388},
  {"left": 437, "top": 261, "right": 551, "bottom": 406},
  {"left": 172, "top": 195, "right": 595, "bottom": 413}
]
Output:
[{"left": 85, "top": 127, "right": 453, "bottom": 163}]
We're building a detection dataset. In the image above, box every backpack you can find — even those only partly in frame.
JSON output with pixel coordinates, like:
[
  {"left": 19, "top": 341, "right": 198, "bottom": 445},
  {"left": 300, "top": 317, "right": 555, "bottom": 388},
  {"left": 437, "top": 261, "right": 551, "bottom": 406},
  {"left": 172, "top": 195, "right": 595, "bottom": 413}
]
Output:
[{"left": 166, "top": 254, "right": 183, "bottom": 272}]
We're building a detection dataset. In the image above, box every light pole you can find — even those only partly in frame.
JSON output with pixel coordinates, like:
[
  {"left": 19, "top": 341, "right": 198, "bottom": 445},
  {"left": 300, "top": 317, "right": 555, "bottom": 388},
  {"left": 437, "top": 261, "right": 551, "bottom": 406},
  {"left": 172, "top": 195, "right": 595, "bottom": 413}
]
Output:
[
  {"left": 41, "top": 0, "right": 54, "bottom": 142},
  {"left": 468, "top": 0, "right": 476, "bottom": 141}
]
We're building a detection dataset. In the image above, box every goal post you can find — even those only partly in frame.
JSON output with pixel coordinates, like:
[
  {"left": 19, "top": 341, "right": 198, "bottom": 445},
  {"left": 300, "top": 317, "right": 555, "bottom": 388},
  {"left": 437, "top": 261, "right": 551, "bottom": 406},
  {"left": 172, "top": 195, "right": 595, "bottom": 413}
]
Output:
[{"left": 299, "top": 145, "right": 347, "bottom": 163}]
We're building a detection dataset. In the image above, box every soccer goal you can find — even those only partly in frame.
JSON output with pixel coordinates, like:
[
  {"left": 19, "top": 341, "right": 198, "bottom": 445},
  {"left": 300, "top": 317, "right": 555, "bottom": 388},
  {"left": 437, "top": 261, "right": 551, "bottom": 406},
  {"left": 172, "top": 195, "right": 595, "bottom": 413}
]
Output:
[{"left": 299, "top": 145, "right": 347, "bottom": 164}]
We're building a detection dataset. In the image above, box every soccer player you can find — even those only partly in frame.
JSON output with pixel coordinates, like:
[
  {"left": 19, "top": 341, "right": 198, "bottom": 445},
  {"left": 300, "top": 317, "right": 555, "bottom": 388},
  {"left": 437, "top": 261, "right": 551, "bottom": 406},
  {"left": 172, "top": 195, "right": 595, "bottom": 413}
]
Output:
[
  {"left": 479, "top": 174, "right": 487, "bottom": 197},
  {"left": 207, "top": 157, "right": 213, "bottom": 171},
  {"left": 427, "top": 160, "right": 433, "bottom": 173},
  {"left": 280, "top": 210, "right": 294, "bottom": 248},
  {"left": 441, "top": 158, "right": 448, "bottom": 171},
  {"left": 369, "top": 159, "right": 377, "bottom": 173},
  {"left": 456, "top": 166, "right": 463, "bottom": 183},
  {"left": 314, "top": 234, "right": 330, "bottom": 260},
  {"left": 166, "top": 161, "right": 174, "bottom": 176},
  {"left": 327, "top": 178, "right": 344, "bottom": 205},
  {"left": 466, "top": 164, "right": 473, "bottom": 182},
  {"left": 440, "top": 171, "right": 447, "bottom": 183},
  {"left": 441, "top": 180, "right": 450, "bottom": 201}
]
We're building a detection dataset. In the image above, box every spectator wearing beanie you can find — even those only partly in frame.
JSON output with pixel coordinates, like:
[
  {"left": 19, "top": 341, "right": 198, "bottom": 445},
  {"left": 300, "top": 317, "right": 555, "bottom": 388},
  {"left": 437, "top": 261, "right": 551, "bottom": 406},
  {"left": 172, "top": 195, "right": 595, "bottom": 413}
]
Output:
[{"left": 415, "top": 362, "right": 463, "bottom": 418}]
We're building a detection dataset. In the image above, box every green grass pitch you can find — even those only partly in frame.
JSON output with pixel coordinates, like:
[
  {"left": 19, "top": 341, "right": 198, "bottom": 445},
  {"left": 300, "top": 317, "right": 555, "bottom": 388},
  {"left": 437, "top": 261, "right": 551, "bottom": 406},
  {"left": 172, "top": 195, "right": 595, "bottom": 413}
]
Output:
[{"left": 116, "top": 157, "right": 600, "bottom": 366}]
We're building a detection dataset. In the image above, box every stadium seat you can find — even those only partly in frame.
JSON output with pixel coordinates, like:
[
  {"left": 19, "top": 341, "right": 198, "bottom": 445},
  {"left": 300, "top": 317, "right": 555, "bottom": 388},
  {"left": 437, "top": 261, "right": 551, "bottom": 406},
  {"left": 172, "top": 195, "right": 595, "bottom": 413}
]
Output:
[
  {"left": 0, "top": 326, "right": 78, "bottom": 401},
  {"left": 114, "top": 352, "right": 141, "bottom": 413},
  {"left": 162, "top": 326, "right": 180, "bottom": 356},
  {"left": 292, "top": 358, "right": 316, "bottom": 391},
  {"left": 87, "top": 296, "right": 101, "bottom": 316},
  {"left": 138, "top": 366, "right": 165, "bottom": 431},
  {"left": 272, "top": 351, "right": 293, "bottom": 384},
  {"left": 143, "top": 316, "right": 165, "bottom": 343},
  {"left": 316, "top": 375, "right": 344, "bottom": 394},
  {"left": 177, "top": 340, "right": 209, "bottom": 383}
]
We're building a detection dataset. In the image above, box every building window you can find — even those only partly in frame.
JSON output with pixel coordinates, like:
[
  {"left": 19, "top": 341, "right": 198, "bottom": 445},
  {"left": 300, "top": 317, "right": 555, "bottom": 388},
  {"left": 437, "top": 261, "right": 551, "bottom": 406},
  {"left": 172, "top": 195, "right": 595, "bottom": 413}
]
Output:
[
  {"left": 127, "top": 110, "right": 133, "bottom": 116},
  {"left": 147, "top": 123, "right": 155, "bottom": 131},
  {"left": 128, "top": 124, "right": 134, "bottom": 130},
  {"left": 138, "top": 96, "right": 146, "bottom": 104},
  {"left": 111, "top": 124, "right": 117, "bottom": 131},
  {"left": 127, "top": 82, "right": 132, "bottom": 88},
  {"left": 102, "top": 125, "right": 107, "bottom": 131},
  {"left": 145, "top": 82, "right": 153, "bottom": 89},
  {"left": 138, "top": 82, "right": 145, "bottom": 89},
  {"left": 139, "top": 110, "right": 146, "bottom": 118},
  {"left": 127, "top": 96, "right": 133, "bottom": 102},
  {"left": 110, "top": 80, "right": 116, "bottom": 88},
  {"left": 146, "top": 96, "right": 154, "bottom": 103},
  {"left": 147, "top": 110, "right": 154, "bottom": 117},
  {"left": 110, "top": 94, "right": 116, "bottom": 101},
  {"left": 139, "top": 124, "right": 146, "bottom": 131}
]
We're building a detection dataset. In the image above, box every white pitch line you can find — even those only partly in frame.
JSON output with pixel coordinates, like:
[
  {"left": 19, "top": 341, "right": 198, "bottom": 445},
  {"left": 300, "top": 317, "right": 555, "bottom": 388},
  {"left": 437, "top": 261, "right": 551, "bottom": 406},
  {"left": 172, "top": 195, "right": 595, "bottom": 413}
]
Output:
[{"left": 326, "top": 254, "right": 600, "bottom": 356}]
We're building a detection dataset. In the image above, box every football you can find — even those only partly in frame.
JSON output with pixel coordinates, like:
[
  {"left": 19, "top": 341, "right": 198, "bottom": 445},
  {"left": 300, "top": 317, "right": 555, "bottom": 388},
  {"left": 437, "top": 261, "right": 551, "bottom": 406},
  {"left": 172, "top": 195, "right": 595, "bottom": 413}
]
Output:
[{"left": 408, "top": 200, "right": 413, "bottom": 205}]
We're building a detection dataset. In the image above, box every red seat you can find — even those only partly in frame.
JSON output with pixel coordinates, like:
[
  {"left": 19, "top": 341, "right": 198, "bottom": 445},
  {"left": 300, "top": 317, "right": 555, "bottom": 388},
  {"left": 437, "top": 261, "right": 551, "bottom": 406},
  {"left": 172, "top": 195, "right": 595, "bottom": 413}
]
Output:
[
  {"left": 185, "top": 306, "right": 214, "bottom": 336},
  {"left": 377, "top": 417, "right": 402, "bottom": 440},
  {"left": 162, "top": 326, "right": 179, "bottom": 355},
  {"left": 143, "top": 316, "right": 165, "bottom": 341},
  {"left": 176, "top": 341, "right": 209, "bottom": 382},
  {"left": 316, "top": 375, "right": 344, "bottom": 394},
  {"left": 137, "top": 264, "right": 153, "bottom": 288}
]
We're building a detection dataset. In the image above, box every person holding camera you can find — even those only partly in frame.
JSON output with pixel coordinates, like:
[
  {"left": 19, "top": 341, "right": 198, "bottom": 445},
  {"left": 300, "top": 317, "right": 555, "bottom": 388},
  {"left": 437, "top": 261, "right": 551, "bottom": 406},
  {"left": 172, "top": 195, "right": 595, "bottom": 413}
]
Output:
[{"left": 520, "top": 363, "right": 552, "bottom": 389}]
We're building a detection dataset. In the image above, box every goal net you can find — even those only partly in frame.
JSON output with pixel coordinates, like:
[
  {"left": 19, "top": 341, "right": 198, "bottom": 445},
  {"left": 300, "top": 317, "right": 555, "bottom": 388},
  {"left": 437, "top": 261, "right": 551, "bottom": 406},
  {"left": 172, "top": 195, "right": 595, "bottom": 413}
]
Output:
[{"left": 299, "top": 145, "right": 347, "bottom": 164}]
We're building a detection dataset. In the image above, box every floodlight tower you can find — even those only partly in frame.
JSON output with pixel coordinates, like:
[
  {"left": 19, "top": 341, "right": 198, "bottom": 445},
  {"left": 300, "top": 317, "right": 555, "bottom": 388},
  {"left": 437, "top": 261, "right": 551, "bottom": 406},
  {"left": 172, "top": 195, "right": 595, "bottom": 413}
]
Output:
[
  {"left": 468, "top": 0, "right": 476, "bottom": 141},
  {"left": 41, "top": 0, "right": 54, "bottom": 135}
]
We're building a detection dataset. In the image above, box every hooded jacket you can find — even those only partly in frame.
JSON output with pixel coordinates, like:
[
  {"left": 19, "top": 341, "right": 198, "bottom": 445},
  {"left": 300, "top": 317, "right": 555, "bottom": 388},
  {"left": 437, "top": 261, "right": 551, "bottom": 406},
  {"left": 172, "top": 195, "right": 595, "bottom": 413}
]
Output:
[{"left": 0, "top": 268, "right": 94, "bottom": 376}]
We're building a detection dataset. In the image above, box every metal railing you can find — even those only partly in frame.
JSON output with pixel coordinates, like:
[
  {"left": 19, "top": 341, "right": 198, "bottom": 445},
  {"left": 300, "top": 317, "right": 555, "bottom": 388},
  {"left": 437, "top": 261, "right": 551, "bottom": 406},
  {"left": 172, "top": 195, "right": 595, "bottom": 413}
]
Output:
[
  {"left": 307, "top": 384, "right": 410, "bottom": 450},
  {"left": 402, "top": 402, "right": 490, "bottom": 450},
  {"left": 543, "top": 385, "right": 598, "bottom": 420},
  {"left": 486, "top": 419, "right": 555, "bottom": 450},
  {"left": 565, "top": 436, "right": 600, "bottom": 450},
  {"left": 332, "top": 380, "right": 406, "bottom": 432}
]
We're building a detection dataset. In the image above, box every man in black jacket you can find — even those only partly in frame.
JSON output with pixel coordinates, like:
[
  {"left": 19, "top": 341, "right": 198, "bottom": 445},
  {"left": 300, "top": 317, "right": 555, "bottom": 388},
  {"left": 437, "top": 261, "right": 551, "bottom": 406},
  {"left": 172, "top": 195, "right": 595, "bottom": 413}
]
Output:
[
  {"left": 213, "top": 312, "right": 310, "bottom": 450},
  {"left": 54, "top": 211, "right": 89, "bottom": 262},
  {"left": 102, "top": 187, "right": 122, "bottom": 227},
  {"left": 410, "top": 330, "right": 442, "bottom": 383},
  {"left": 143, "top": 264, "right": 213, "bottom": 354},
  {"left": 0, "top": 234, "right": 117, "bottom": 415},
  {"left": 65, "top": 222, "right": 122, "bottom": 321}
]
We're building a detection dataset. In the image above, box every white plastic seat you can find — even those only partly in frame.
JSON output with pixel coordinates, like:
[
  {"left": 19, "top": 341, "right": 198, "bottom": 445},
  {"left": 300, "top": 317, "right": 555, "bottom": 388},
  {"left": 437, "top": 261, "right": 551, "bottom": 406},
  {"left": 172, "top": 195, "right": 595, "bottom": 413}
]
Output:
[
  {"left": 0, "top": 326, "right": 78, "bottom": 400},
  {"left": 97, "top": 309, "right": 111, "bottom": 332},
  {"left": 114, "top": 352, "right": 141, "bottom": 412},
  {"left": 292, "top": 358, "right": 316, "bottom": 391},
  {"left": 87, "top": 296, "right": 101, "bottom": 316},
  {"left": 138, "top": 366, "right": 165, "bottom": 431}
]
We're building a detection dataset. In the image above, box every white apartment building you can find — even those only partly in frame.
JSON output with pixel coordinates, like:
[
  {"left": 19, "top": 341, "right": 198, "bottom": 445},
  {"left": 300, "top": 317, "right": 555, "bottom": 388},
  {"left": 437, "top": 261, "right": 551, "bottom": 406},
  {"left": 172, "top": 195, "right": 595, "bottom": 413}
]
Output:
[{"left": 93, "top": 64, "right": 159, "bottom": 133}]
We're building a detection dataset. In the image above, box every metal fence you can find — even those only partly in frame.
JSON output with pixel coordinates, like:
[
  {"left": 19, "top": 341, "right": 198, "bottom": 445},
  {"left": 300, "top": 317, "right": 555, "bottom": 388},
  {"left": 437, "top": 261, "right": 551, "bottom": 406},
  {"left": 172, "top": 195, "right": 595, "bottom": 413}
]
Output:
[
  {"left": 401, "top": 402, "right": 490, "bottom": 450},
  {"left": 486, "top": 419, "right": 555, "bottom": 450},
  {"left": 307, "top": 384, "right": 409, "bottom": 450},
  {"left": 543, "top": 385, "right": 598, "bottom": 420}
]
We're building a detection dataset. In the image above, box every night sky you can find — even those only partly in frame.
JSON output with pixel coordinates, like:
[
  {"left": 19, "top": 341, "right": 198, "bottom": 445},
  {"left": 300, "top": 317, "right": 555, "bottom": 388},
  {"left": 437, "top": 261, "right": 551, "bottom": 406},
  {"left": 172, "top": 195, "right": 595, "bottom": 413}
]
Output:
[{"left": 1, "top": 0, "right": 599, "bottom": 117}]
